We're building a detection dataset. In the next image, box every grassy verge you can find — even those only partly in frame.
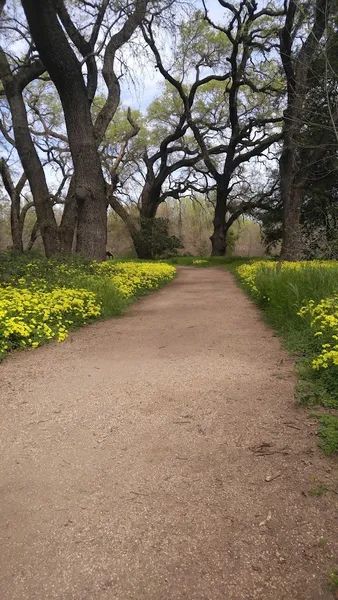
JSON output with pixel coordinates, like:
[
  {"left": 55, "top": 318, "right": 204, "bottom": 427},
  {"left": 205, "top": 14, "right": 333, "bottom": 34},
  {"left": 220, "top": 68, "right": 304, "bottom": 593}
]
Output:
[
  {"left": 233, "top": 260, "right": 338, "bottom": 454},
  {"left": 0, "top": 252, "right": 176, "bottom": 359},
  {"left": 166, "top": 255, "right": 260, "bottom": 269}
]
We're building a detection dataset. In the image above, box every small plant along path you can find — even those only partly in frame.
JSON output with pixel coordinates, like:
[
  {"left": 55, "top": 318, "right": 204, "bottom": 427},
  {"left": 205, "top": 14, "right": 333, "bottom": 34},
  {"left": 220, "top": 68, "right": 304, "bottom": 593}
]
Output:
[{"left": 1, "top": 267, "right": 338, "bottom": 600}]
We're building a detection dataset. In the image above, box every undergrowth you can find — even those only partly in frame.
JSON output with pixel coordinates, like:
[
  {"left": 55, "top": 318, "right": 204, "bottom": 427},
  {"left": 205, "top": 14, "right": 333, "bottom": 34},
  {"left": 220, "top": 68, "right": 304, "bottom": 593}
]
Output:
[
  {"left": 235, "top": 260, "right": 338, "bottom": 455},
  {"left": 0, "top": 251, "right": 176, "bottom": 359}
]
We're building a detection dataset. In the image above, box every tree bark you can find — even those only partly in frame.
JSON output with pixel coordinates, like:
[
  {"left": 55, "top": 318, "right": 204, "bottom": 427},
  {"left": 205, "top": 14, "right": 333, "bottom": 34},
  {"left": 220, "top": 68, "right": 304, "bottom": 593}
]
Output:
[
  {"left": 27, "top": 219, "right": 39, "bottom": 251},
  {"left": 59, "top": 178, "right": 77, "bottom": 253},
  {"left": 280, "top": 183, "right": 303, "bottom": 260},
  {"left": 0, "top": 158, "right": 23, "bottom": 252},
  {"left": 279, "top": 0, "right": 328, "bottom": 260},
  {"left": 210, "top": 183, "right": 228, "bottom": 256},
  {"left": 139, "top": 183, "right": 161, "bottom": 220},
  {"left": 0, "top": 54, "right": 60, "bottom": 256},
  {"left": 8, "top": 94, "right": 60, "bottom": 256},
  {"left": 136, "top": 184, "right": 163, "bottom": 258},
  {"left": 109, "top": 195, "right": 155, "bottom": 259},
  {"left": 109, "top": 181, "right": 163, "bottom": 259},
  {"left": 22, "top": 0, "right": 107, "bottom": 261},
  {"left": 130, "top": 229, "right": 151, "bottom": 259},
  {"left": 11, "top": 212, "right": 23, "bottom": 252}
]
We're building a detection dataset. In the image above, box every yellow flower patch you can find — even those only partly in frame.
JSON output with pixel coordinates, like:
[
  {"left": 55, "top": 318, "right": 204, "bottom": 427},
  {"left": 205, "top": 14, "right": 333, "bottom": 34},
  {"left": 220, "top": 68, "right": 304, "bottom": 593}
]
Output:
[
  {"left": 0, "top": 287, "right": 101, "bottom": 357},
  {"left": 298, "top": 295, "right": 338, "bottom": 370},
  {"left": 237, "top": 260, "right": 338, "bottom": 294},
  {"left": 0, "top": 259, "right": 176, "bottom": 358},
  {"left": 93, "top": 261, "right": 176, "bottom": 298},
  {"left": 236, "top": 259, "right": 338, "bottom": 378}
]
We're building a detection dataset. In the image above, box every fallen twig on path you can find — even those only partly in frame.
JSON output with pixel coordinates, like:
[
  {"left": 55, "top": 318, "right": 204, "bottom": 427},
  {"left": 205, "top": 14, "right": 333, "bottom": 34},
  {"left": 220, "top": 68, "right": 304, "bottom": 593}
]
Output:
[
  {"left": 249, "top": 442, "right": 290, "bottom": 456},
  {"left": 283, "top": 422, "right": 302, "bottom": 431}
]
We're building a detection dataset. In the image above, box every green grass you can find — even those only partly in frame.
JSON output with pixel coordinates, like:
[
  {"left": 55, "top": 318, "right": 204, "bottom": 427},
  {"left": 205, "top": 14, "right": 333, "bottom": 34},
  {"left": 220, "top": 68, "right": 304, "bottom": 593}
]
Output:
[
  {"left": 67, "top": 273, "right": 127, "bottom": 318},
  {"left": 0, "top": 251, "right": 176, "bottom": 359},
  {"left": 308, "top": 484, "right": 328, "bottom": 497},
  {"left": 252, "top": 267, "right": 338, "bottom": 348},
  {"left": 233, "top": 261, "right": 338, "bottom": 455},
  {"left": 0, "top": 253, "right": 126, "bottom": 317},
  {"left": 315, "top": 414, "right": 338, "bottom": 455},
  {"left": 329, "top": 568, "right": 338, "bottom": 591},
  {"left": 166, "top": 255, "right": 261, "bottom": 269}
]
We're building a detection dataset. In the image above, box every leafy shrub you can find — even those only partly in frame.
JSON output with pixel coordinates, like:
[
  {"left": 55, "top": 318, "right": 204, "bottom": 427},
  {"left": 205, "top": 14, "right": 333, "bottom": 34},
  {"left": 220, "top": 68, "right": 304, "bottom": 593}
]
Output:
[{"left": 134, "top": 218, "right": 183, "bottom": 259}]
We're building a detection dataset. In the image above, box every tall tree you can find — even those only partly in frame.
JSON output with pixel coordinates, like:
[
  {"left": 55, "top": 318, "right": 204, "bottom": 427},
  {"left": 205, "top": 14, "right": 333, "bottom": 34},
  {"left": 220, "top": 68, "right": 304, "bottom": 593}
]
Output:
[
  {"left": 21, "top": 0, "right": 107, "bottom": 259},
  {"left": 0, "top": 44, "right": 61, "bottom": 256},
  {"left": 279, "top": 0, "right": 334, "bottom": 260},
  {"left": 1, "top": 0, "right": 148, "bottom": 260},
  {"left": 0, "top": 159, "right": 31, "bottom": 251},
  {"left": 260, "top": 32, "right": 338, "bottom": 258},
  {"left": 104, "top": 103, "right": 202, "bottom": 258},
  {"left": 143, "top": 4, "right": 284, "bottom": 255}
]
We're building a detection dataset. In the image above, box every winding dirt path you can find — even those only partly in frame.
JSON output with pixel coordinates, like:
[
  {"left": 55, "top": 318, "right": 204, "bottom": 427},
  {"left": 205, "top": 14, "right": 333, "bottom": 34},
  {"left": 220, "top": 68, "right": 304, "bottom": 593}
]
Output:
[{"left": 1, "top": 267, "right": 338, "bottom": 600}]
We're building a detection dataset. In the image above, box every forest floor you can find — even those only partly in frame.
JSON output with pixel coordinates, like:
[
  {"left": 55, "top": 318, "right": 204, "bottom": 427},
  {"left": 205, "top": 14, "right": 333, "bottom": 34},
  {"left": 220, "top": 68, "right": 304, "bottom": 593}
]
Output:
[{"left": 1, "top": 267, "right": 338, "bottom": 600}]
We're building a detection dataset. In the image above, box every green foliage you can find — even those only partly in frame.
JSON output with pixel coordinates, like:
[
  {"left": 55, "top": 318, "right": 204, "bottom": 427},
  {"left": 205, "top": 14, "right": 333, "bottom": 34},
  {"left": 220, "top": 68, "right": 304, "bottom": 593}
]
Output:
[
  {"left": 316, "top": 415, "right": 338, "bottom": 455},
  {"left": 176, "top": 11, "right": 230, "bottom": 74},
  {"left": 237, "top": 262, "right": 338, "bottom": 344},
  {"left": 235, "top": 260, "right": 338, "bottom": 454},
  {"left": 167, "top": 255, "right": 255, "bottom": 269},
  {"left": 329, "top": 567, "right": 338, "bottom": 590},
  {"left": 308, "top": 484, "right": 327, "bottom": 496},
  {"left": 134, "top": 218, "right": 183, "bottom": 259},
  {"left": 0, "top": 252, "right": 176, "bottom": 359},
  {"left": 147, "top": 82, "right": 186, "bottom": 141}
]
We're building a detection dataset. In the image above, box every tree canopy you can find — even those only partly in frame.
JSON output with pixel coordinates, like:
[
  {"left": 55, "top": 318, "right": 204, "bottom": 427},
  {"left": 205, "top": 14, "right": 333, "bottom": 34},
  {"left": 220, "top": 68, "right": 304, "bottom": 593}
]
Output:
[{"left": 0, "top": 0, "right": 337, "bottom": 259}]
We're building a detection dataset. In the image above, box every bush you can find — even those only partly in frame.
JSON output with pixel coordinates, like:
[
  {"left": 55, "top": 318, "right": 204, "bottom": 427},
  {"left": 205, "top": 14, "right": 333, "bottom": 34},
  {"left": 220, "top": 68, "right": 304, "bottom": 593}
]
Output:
[{"left": 134, "top": 218, "right": 183, "bottom": 259}]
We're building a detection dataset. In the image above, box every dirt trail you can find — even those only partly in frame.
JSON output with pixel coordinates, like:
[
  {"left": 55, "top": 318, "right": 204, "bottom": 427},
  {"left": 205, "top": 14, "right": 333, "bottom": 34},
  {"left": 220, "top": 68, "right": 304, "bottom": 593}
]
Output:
[{"left": 1, "top": 267, "right": 338, "bottom": 600}]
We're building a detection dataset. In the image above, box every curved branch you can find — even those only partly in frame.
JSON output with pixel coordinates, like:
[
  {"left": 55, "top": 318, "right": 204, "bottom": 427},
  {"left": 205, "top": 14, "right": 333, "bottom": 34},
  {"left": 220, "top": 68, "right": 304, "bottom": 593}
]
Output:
[{"left": 94, "top": 0, "right": 148, "bottom": 143}]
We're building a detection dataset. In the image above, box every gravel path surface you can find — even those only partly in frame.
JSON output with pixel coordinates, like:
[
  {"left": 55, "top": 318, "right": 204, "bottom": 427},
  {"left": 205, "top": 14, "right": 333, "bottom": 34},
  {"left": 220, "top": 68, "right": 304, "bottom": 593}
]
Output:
[{"left": 1, "top": 267, "right": 338, "bottom": 600}]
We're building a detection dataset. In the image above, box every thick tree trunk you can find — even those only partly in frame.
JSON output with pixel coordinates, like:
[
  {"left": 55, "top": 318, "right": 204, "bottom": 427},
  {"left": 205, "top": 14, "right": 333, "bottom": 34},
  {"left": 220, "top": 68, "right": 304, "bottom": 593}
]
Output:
[
  {"left": 136, "top": 185, "right": 162, "bottom": 258},
  {"left": 139, "top": 185, "right": 161, "bottom": 220},
  {"left": 11, "top": 206, "right": 23, "bottom": 252},
  {"left": 279, "top": 121, "right": 304, "bottom": 261},
  {"left": 12, "top": 205, "right": 25, "bottom": 253},
  {"left": 75, "top": 149, "right": 107, "bottom": 260},
  {"left": 210, "top": 184, "right": 228, "bottom": 256},
  {"left": 22, "top": 0, "right": 107, "bottom": 261},
  {"left": 280, "top": 182, "right": 304, "bottom": 261},
  {"left": 0, "top": 48, "right": 60, "bottom": 257},
  {"left": 59, "top": 179, "right": 77, "bottom": 254},
  {"left": 8, "top": 180, "right": 23, "bottom": 252},
  {"left": 279, "top": 0, "right": 328, "bottom": 261},
  {"left": 3, "top": 91, "right": 60, "bottom": 256},
  {"left": 109, "top": 180, "right": 162, "bottom": 258},
  {"left": 109, "top": 197, "right": 157, "bottom": 260}
]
